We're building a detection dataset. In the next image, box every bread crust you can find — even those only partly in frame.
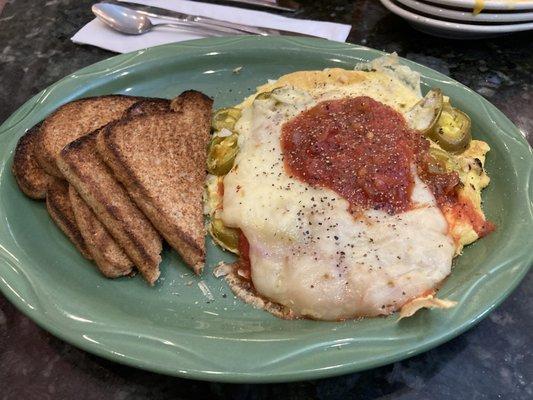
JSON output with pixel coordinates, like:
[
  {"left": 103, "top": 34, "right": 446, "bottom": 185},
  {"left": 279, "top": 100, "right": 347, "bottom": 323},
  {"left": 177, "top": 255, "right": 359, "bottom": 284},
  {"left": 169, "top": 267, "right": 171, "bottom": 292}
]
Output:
[
  {"left": 69, "top": 185, "right": 134, "bottom": 278},
  {"left": 123, "top": 98, "right": 171, "bottom": 118},
  {"left": 36, "top": 95, "right": 142, "bottom": 177},
  {"left": 46, "top": 178, "right": 92, "bottom": 259},
  {"left": 12, "top": 123, "right": 52, "bottom": 199}
]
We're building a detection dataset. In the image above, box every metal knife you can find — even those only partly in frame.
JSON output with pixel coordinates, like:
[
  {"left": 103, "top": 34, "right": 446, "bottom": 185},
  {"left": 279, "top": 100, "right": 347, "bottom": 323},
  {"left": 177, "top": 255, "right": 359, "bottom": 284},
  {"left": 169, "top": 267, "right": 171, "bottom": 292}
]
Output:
[{"left": 103, "top": 1, "right": 319, "bottom": 38}]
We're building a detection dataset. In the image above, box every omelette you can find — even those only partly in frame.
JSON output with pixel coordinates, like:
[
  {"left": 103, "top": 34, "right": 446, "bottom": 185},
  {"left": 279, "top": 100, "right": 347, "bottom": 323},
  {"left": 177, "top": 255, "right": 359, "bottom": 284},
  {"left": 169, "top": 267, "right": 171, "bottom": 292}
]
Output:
[{"left": 205, "top": 54, "right": 493, "bottom": 321}]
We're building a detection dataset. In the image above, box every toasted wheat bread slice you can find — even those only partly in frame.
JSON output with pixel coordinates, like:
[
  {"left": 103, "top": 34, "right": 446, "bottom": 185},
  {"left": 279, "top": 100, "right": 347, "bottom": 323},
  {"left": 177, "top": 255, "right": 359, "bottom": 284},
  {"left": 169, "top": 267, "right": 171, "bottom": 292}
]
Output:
[
  {"left": 57, "top": 131, "right": 162, "bottom": 285},
  {"left": 46, "top": 178, "right": 92, "bottom": 259},
  {"left": 12, "top": 124, "right": 53, "bottom": 199},
  {"left": 36, "top": 95, "right": 141, "bottom": 177},
  {"left": 69, "top": 185, "right": 134, "bottom": 278},
  {"left": 97, "top": 91, "right": 212, "bottom": 274},
  {"left": 124, "top": 98, "right": 171, "bottom": 118}
]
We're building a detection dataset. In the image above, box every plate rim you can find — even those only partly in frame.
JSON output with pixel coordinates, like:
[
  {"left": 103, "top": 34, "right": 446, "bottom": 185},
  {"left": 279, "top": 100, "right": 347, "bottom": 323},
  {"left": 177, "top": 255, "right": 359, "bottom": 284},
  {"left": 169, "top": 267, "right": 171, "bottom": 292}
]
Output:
[
  {"left": 424, "top": 0, "right": 533, "bottom": 10},
  {"left": 381, "top": 0, "right": 533, "bottom": 32},
  {"left": 396, "top": 0, "right": 533, "bottom": 22},
  {"left": 0, "top": 36, "right": 531, "bottom": 383}
]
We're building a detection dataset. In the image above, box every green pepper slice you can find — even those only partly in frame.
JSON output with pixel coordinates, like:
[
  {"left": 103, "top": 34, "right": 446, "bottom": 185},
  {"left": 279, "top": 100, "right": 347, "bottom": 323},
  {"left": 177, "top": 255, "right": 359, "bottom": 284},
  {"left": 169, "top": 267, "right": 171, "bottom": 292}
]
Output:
[
  {"left": 427, "top": 147, "right": 452, "bottom": 174},
  {"left": 207, "top": 133, "right": 239, "bottom": 176},
  {"left": 404, "top": 88, "right": 443, "bottom": 134},
  {"left": 210, "top": 218, "right": 239, "bottom": 254},
  {"left": 254, "top": 90, "right": 273, "bottom": 101},
  {"left": 254, "top": 88, "right": 286, "bottom": 104},
  {"left": 212, "top": 107, "right": 241, "bottom": 131},
  {"left": 429, "top": 104, "right": 472, "bottom": 153}
]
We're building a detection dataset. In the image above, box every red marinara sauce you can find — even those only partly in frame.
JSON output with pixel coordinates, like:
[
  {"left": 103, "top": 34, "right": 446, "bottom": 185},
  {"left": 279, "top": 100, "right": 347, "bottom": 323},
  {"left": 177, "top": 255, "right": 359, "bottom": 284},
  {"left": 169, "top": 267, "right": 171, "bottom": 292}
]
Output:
[
  {"left": 447, "top": 197, "right": 495, "bottom": 238},
  {"left": 281, "top": 96, "right": 460, "bottom": 215}
]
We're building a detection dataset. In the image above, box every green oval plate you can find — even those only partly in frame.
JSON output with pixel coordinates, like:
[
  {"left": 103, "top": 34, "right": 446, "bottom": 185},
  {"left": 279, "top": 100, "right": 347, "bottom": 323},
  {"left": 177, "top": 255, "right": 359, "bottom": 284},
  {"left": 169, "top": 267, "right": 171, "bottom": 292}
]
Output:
[{"left": 0, "top": 37, "right": 531, "bottom": 383}]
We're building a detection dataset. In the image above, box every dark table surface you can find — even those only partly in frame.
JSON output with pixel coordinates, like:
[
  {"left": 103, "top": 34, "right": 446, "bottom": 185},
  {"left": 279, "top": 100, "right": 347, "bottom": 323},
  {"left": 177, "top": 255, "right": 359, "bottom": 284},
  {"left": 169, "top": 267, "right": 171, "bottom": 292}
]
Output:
[{"left": 0, "top": 0, "right": 531, "bottom": 399}]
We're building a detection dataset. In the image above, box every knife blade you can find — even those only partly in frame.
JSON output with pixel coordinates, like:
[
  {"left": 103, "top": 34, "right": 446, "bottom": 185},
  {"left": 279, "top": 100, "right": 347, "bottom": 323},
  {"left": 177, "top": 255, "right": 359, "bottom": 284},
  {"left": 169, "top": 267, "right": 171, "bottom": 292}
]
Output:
[{"left": 211, "top": 0, "right": 299, "bottom": 12}]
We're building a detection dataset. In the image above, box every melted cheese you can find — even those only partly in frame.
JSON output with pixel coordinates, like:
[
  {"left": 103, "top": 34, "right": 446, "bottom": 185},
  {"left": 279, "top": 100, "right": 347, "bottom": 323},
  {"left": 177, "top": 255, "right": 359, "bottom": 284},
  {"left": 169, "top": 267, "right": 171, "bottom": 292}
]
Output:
[
  {"left": 229, "top": 66, "right": 491, "bottom": 257},
  {"left": 221, "top": 85, "right": 455, "bottom": 320},
  {"left": 239, "top": 69, "right": 420, "bottom": 112}
]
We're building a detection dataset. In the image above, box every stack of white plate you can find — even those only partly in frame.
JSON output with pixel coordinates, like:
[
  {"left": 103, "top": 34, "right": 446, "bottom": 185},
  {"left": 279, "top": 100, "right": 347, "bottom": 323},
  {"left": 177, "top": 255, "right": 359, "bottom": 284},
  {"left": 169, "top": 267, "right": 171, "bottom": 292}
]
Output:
[{"left": 380, "top": 0, "right": 533, "bottom": 38}]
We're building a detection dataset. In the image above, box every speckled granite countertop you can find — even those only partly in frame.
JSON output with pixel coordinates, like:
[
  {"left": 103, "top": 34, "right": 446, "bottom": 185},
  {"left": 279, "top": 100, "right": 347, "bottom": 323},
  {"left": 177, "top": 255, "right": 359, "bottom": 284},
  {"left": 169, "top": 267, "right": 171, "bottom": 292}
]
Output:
[{"left": 0, "top": 0, "right": 531, "bottom": 399}]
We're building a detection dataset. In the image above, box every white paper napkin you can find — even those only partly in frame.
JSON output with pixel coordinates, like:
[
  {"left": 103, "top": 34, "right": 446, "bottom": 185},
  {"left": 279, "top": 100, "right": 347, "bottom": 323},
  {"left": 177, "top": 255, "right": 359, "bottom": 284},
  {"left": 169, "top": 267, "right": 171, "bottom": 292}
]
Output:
[{"left": 72, "top": 0, "right": 352, "bottom": 53}]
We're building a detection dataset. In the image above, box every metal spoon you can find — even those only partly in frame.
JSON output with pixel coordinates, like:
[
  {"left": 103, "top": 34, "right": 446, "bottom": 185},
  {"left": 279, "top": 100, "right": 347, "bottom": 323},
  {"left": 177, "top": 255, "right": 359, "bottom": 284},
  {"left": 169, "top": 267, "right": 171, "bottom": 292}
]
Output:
[{"left": 92, "top": 2, "right": 269, "bottom": 37}]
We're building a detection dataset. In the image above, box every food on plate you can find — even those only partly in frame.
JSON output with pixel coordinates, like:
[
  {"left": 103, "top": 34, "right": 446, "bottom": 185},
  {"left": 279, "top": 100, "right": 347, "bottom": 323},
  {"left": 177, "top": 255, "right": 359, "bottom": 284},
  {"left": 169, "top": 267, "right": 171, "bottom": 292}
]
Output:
[
  {"left": 206, "top": 54, "right": 494, "bottom": 320},
  {"left": 13, "top": 95, "right": 145, "bottom": 280},
  {"left": 398, "top": 293, "right": 457, "bottom": 320},
  {"left": 211, "top": 107, "right": 242, "bottom": 132},
  {"left": 57, "top": 131, "right": 163, "bottom": 285},
  {"left": 9, "top": 52, "right": 493, "bottom": 318},
  {"left": 429, "top": 102, "right": 472, "bottom": 153},
  {"left": 46, "top": 178, "right": 92, "bottom": 259},
  {"left": 97, "top": 91, "right": 213, "bottom": 274},
  {"left": 403, "top": 88, "right": 442, "bottom": 135},
  {"left": 474, "top": 0, "right": 484, "bottom": 15},
  {"left": 13, "top": 90, "right": 212, "bottom": 285},
  {"left": 207, "top": 107, "right": 242, "bottom": 177},
  {"left": 69, "top": 185, "right": 134, "bottom": 278},
  {"left": 36, "top": 95, "right": 140, "bottom": 177},
  {"left": 123, "top": 97, "right": 172, "bottom": 117},
  {"left": 12, "top": 123, "right": 52, "bottom": 199}
]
